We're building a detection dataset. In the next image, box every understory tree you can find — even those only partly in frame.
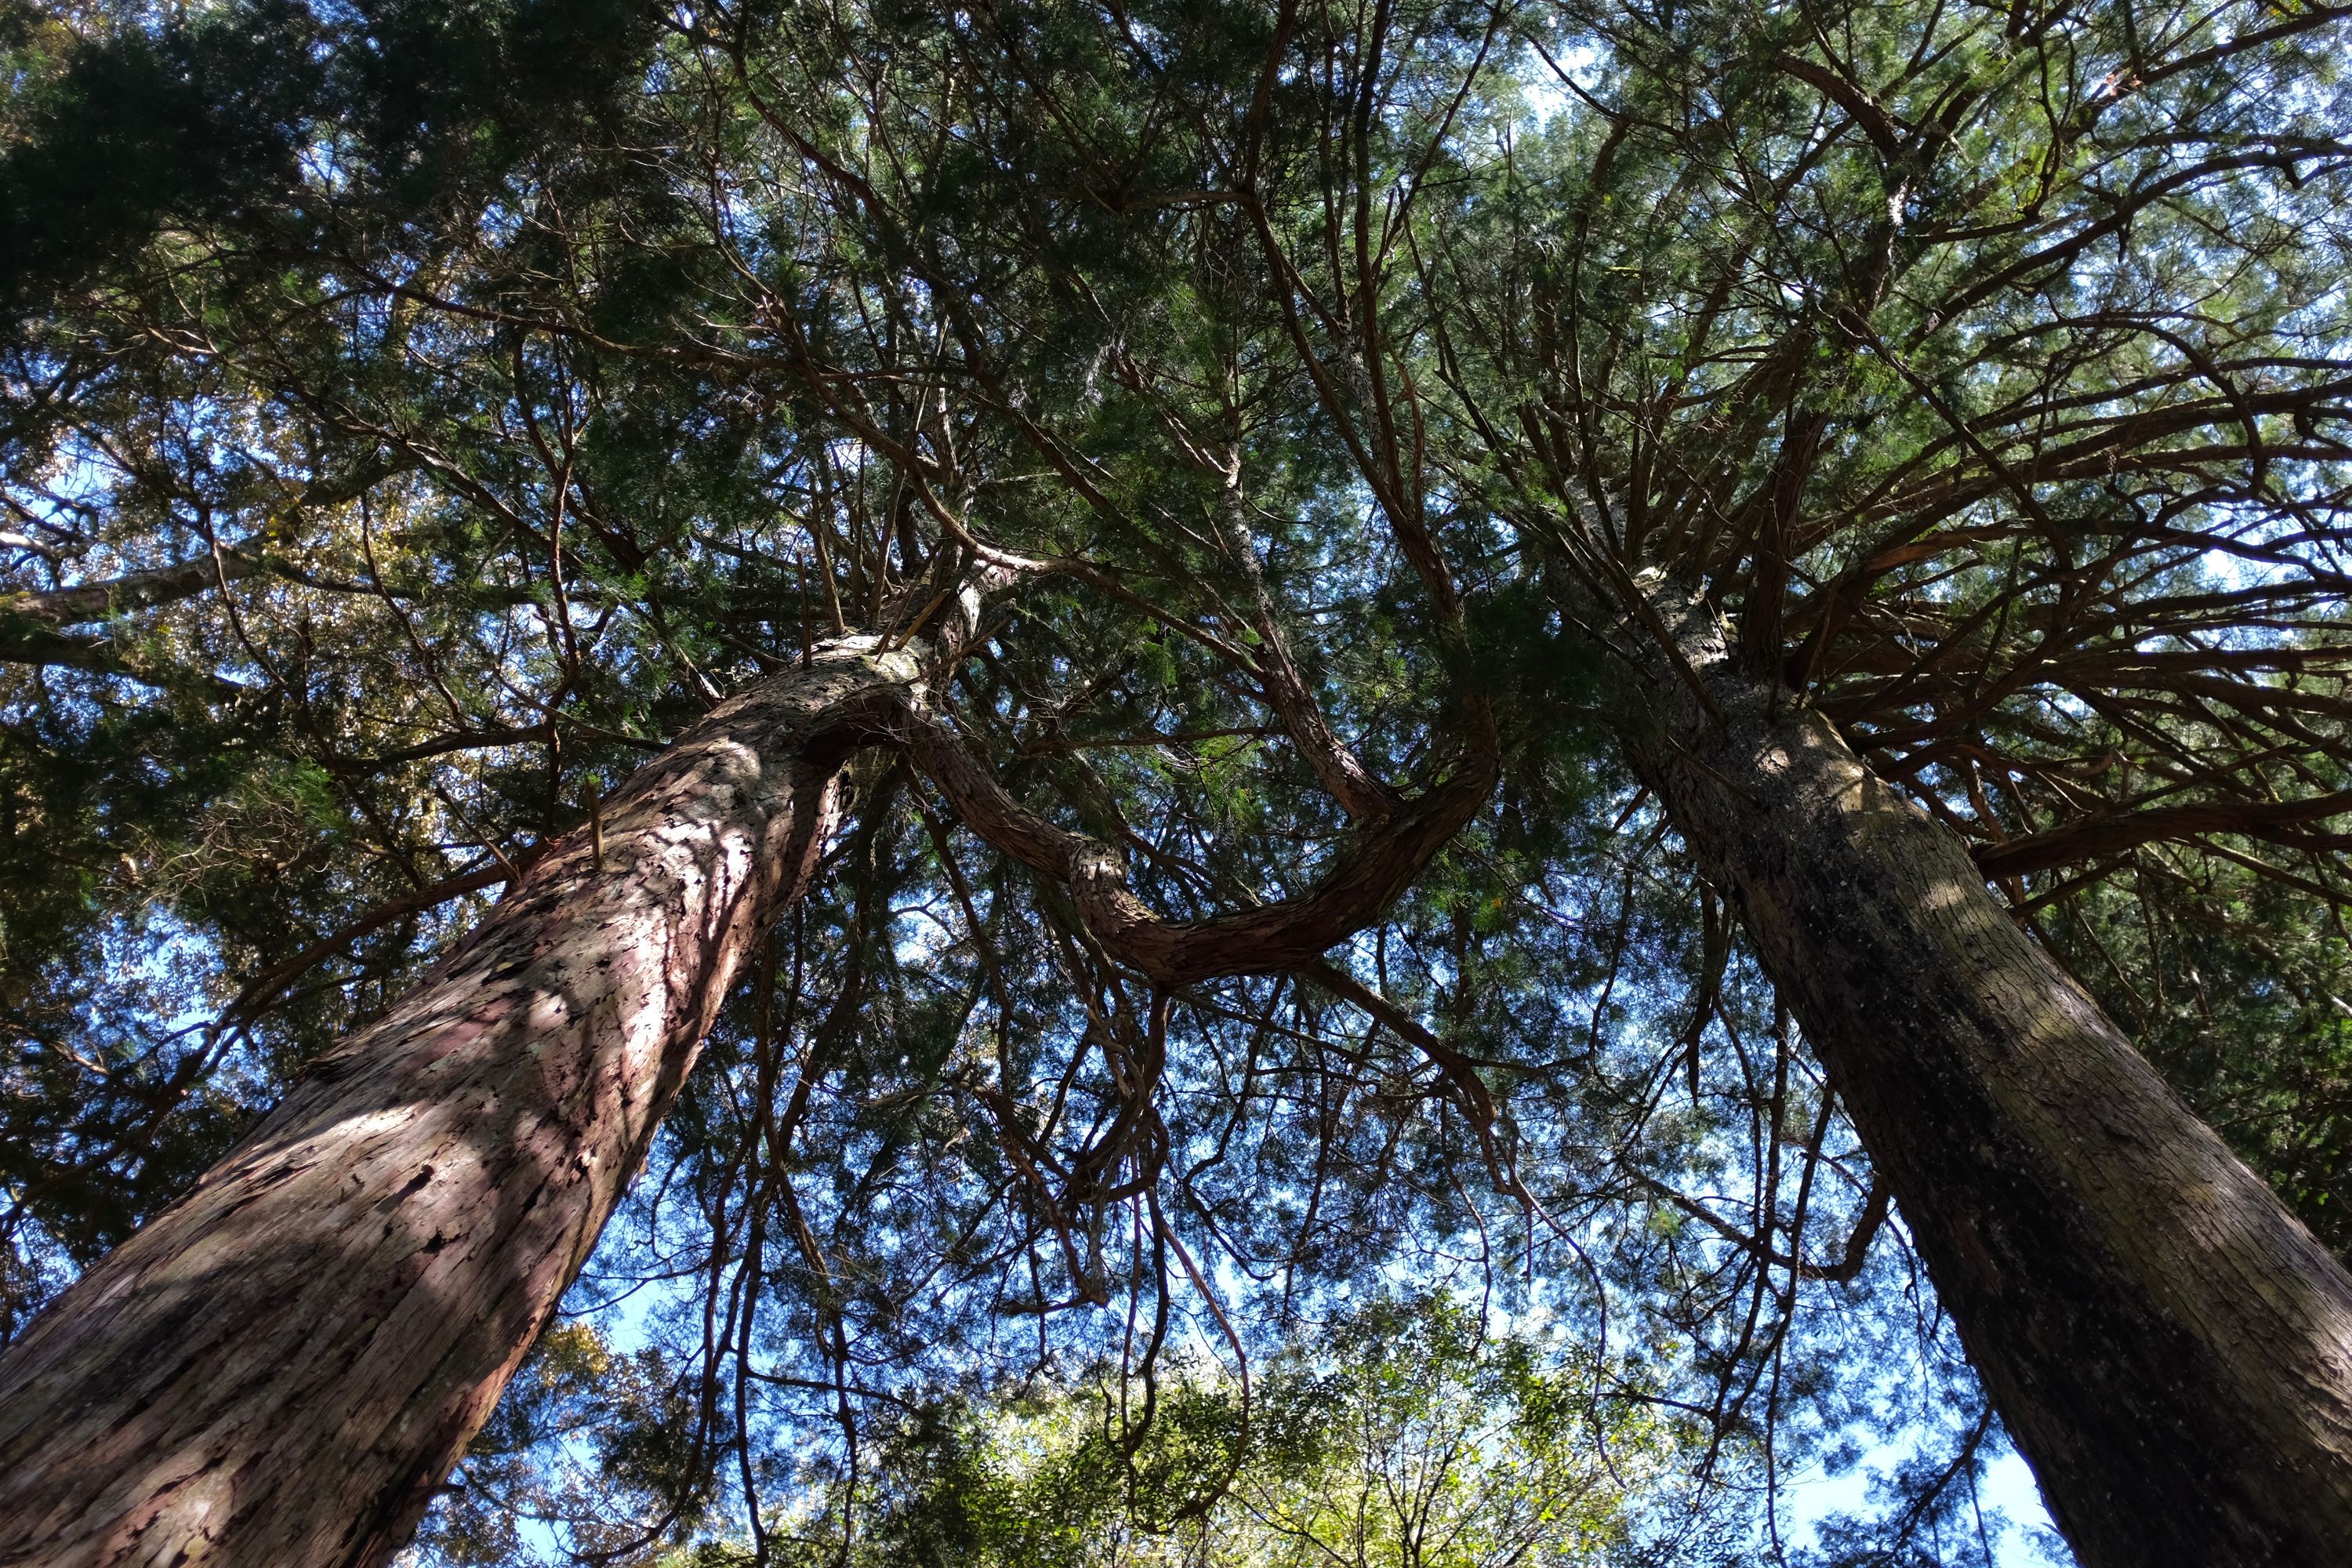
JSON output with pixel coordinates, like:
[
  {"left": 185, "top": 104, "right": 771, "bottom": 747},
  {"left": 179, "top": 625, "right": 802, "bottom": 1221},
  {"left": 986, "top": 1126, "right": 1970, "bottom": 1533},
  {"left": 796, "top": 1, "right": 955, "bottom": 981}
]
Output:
[
  {"left": 1, "top": 1, "right": 2348, "bottom": 1564},
  {"left": 787, "top": 1293, "right": 1708, "bottom": 1568}
]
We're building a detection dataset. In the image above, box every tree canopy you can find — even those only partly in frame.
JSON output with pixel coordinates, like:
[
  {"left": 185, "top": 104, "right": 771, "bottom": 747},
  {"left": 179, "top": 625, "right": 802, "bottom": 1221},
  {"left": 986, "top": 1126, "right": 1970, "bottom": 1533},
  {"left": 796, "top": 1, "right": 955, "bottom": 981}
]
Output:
[
  {"left": 428, "top": 1293, "right": 1731, "bottom": 1566},
  {"left": 3, "top": 0, "right": 2350, "bottom": 1563}
]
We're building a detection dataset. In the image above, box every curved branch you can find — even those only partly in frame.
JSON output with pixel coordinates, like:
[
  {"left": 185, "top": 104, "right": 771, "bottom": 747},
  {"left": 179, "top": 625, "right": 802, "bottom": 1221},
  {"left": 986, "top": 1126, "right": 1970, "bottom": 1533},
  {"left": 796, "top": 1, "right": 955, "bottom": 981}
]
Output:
[{"left": 857, "top": 690, "right": 1494, "bottom": 989}]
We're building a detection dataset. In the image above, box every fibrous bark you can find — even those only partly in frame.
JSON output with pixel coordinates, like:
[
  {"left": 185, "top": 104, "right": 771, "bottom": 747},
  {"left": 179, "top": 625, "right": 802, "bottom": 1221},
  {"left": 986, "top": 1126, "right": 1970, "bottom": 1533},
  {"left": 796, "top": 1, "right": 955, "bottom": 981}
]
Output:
[
  {"left": 0, "top": 635, "right": 926, "bottom": 1567},
  {"left": 1609, "top": 579, "right": 2352, "bottom": 1565},
  {"left": 0, "top": 546, "right": 1497, "bottom": 1564}
]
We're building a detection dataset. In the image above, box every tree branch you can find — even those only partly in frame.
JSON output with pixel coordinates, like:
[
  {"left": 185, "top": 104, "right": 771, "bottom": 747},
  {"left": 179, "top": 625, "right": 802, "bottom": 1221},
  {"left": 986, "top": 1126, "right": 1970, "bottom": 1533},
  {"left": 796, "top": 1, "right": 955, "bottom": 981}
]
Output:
[
  {"left": 1974, "top": 789, "right": 2352, "bottom": 878},
  {"left": 858, "top": 690, "right": 1494, "bottom": 989}
]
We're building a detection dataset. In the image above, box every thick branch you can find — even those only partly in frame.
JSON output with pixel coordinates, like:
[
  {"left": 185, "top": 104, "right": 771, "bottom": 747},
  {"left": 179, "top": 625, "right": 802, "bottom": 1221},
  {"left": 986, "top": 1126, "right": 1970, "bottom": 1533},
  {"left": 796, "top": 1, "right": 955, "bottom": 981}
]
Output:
[
  {"left": 1774, "top": 53, "right": 1909, "bottom": 162},
  {"left": 863, "top": 692, "right": 1494, "bottom": 989},
  {"left": 1298, "top": 958, "right": 1495, "bottom": 1127},
  {"left": 0, "top": 550, "right": 260, "bottom": 626},
  {"left": 0, "top": 620, "right": 253, "bottom": 701},
  {"left": 1975, "top": 789, "right": 2352, "bottom": 877}
]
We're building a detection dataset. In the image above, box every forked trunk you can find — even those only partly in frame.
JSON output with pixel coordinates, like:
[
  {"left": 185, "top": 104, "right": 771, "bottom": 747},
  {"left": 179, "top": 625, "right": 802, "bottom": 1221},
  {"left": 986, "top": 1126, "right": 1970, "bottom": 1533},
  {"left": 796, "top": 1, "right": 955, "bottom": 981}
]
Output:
[
  {"left": 0, "top": 638, "right": 930, "bottom": 1567},
  {"left": 1611, "top": 582, "right": 2352, "bottom": 1564}
]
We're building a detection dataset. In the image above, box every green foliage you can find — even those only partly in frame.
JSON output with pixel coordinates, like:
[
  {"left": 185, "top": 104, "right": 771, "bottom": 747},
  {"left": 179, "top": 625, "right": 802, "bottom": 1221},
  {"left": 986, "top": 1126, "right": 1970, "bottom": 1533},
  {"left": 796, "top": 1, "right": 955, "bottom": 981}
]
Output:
[
  {"left": 2050, "top": 856, "right": 2352, "bottom": 1254},
  {"left": 0, "top": 0, "right": 665, "bottom": 317},
  {"left": 735, "top": 1295, "right": 1719, "bottom": 1568},
  {"left": 10, "top": 0, "right": 2352, "bottom": 1561},
  {"left": 423, "top": 1322, "right": 718, "bottom": 1564}
]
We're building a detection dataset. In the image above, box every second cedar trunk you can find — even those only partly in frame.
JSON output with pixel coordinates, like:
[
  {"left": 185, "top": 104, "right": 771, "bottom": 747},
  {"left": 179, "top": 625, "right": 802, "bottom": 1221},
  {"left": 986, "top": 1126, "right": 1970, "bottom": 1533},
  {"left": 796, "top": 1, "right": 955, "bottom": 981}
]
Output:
[{"left": 1610, "top": 580, "right": 2352, "bottom": 1566}]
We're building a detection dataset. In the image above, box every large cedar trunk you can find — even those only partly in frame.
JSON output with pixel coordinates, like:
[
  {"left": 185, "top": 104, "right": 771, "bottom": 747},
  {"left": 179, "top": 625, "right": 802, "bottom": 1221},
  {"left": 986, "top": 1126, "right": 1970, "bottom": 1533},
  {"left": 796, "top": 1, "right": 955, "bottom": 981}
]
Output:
[
  {"left": 1609, "top": 581, "right": 2352, "bottom": 1563},
  {"left": 0, "top": 639, "right": 929, "bottom": 1567}
]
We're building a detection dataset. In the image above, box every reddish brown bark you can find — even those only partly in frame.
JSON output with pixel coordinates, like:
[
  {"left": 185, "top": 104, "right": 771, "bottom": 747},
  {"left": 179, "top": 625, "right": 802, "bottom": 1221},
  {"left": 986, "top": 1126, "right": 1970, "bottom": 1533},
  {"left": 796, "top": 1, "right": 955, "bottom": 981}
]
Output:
[
  {"left": 0, "top": 558, "right": 1494, "bottom": 1563},
  {"left": 0, "top": 638, "right": 917, "bottom": 1566}
]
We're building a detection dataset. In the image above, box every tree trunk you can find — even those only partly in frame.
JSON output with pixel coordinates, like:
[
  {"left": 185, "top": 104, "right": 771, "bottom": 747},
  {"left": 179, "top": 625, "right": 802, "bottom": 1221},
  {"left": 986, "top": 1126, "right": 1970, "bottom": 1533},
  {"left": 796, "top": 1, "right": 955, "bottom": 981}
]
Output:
[
  {"left": 1608, "top": 581, "right": 2352, "bottom": 1564},
  {"left": 0, "top": 637, "right": 929, "bottom": 1567}
]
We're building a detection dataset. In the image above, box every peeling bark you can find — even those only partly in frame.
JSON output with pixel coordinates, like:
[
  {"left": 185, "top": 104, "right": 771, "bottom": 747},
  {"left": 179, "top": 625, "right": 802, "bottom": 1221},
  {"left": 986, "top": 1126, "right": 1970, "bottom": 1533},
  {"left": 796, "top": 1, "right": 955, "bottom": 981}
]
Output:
[
  {"left": 1610, "top": 579, "right": 2352, "bottom": 1565},
  {"left": 0, "top": 637, "right": 930, "bottom": 1568}
]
